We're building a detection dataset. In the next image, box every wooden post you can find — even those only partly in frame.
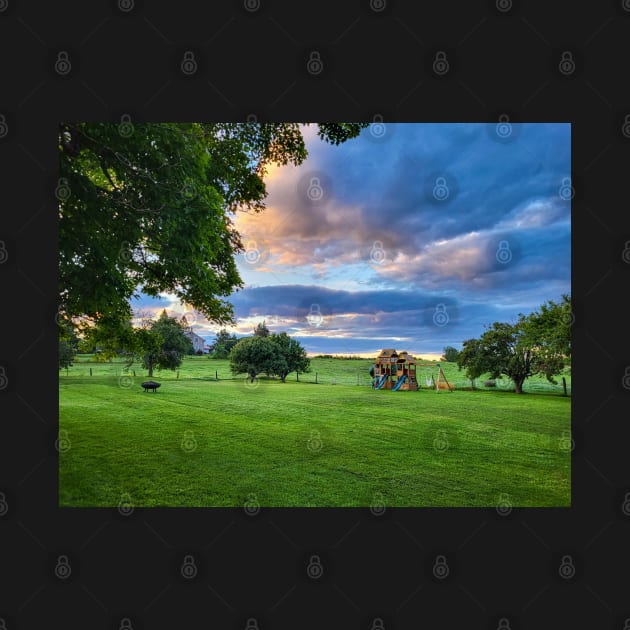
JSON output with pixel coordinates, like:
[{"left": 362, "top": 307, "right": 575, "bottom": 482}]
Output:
[
  {"left": 296, "top": 372, "right": 299, "bottom": 381},
  {"left": 133, "top": 370, "right": 136, "bottom": 377},
  {"left": 216, "top": 370, "right": 218, "bottom": 381},
  {"left": 315, "top": 372, "right": 318, "bottom": 384},
  {"left": 177, "top": 371, "right": 179, "bottom": 379},
  {"left": 562, "top": 377, "right": 567, "bottom": 396},
  {"left": 90, "top": 367, "right": 92, "bottom": 376}
]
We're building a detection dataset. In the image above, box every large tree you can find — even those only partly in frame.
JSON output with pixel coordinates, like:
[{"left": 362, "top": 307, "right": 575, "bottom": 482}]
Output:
[
  {"left": 270, "top": 332, "right": 311, "bottom": 382},
  {"left": 456, "top": 338, "right": 487, "bottom": 389},
  {"left": 229, "top": 336, "right": 287, "bottom": 383},
  {"left": 141, "top": 310, "right": 193, "bottom": 377},
  {"left": 460, "top": 296, "right": 571, "bottom": 394},
  {"left": 59, "top": 122, "right": 367, "bottom": 327}
]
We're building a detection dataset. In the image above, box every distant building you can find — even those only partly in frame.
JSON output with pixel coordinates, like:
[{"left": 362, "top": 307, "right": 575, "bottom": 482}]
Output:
[{"left": 181, "top": 316, "right": 208, "bottom": 354}]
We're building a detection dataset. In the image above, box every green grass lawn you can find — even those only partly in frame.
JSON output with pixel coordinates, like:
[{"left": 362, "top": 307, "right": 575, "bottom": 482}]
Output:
[{"left": 59, "top": 356, "right": 571, "bottom": 507}]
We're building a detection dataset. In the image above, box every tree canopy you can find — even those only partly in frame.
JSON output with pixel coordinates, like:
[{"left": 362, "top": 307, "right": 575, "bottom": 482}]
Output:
[
  {"left": 229, "top": 331, "right": 310, "bottom": 383},
  {"left": 59, "top": 122, "right": 367, "bottom": 328},
  {"left": 269, "top": 332, "right": 311, "bottom": 382},
  {"left": 441, "top": 346, "right": 460, "bottom": 363},
  {"left": 457, "top": 296, "right": 571, "bottom": 393},
  {"left": 253, "top": 321, "right": 270, "bottom": 337},
  {"left": 210, "top": 328, "right": 239, "bottom": 359},
  {"left": 141, "top": 310, "right": 193, "bottom": 377},
  {"left": 229, "top": 336, "right": 287, "bottom": 383}
]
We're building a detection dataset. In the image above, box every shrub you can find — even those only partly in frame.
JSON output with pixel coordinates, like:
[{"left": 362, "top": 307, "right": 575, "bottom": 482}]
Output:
[{"left": 484, "top": 379, "right": 496, "bottom": 387}]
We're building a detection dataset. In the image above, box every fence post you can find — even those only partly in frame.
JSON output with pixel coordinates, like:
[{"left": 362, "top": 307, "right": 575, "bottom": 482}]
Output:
[
  {"left": 562, "top": 377, "right": 567, "bottom": 396},
  {"left": 177, "top": 371, "right": 179, "bottom": 379},
  {"left": 90, "top": 367, "right": 92, "bottom": 376},
  {"left": 216, "top": 370, "right": 218, "bottom": 381},
  {"left": 315, "top": 372, "right": 318, "bottom": 384},
  {"left": 296, "top": 372, "right": 299, "bottom": 381},
  {"left": 133, "top": 370, "right": 136, "bottom": 377}
]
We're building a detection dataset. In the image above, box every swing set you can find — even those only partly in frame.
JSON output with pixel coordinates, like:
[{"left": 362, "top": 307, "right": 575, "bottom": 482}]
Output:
[{"left": 421, "top": 363, "right": 454, "bottom": 392}]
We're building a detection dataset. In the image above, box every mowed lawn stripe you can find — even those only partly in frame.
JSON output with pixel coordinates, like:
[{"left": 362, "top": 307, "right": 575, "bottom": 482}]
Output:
[{"left": 60, "top": 372, "right": 570, "bottom": 507}]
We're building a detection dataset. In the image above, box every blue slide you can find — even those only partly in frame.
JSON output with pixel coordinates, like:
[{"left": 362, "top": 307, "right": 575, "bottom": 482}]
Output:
[
  {"left": 392, "top": 375, "right": 407, "bottom": 391},
  {"left": 374, "top": 374, "right": 387, "bottom": 389}
]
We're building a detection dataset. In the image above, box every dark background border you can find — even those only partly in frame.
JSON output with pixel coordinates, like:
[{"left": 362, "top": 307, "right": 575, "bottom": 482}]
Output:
[{"left": 1, "top": 1, "right": 629, "bottom": 628}]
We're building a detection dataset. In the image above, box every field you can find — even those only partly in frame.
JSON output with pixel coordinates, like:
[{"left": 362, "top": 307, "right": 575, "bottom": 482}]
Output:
[{"left": 59, "top": 356, "right": 571, "bottom": 507}]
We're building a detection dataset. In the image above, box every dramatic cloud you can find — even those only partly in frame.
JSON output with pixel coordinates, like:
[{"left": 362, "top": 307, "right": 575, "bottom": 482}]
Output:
[{"left": 134, "top": 122, "right": 570, "bottom": 356}]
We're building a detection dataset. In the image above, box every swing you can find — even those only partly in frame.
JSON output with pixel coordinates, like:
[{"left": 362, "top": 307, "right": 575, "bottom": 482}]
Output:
[{"left": 425, "top": 370, "right": 434, "bottom": 387}]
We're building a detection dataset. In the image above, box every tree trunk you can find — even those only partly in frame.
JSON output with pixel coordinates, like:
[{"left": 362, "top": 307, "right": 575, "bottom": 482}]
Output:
[
  {"left": 514, "top": 377, "right": 525, "bottom": 394},
  {"left": 148, "top": 359, "right": 153, "bottom": 377}
]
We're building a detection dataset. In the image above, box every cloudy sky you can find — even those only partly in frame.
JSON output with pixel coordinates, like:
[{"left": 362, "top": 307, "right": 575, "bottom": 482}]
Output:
[{"left": 132, "top": 122, "right": 571, "bottom": 359}]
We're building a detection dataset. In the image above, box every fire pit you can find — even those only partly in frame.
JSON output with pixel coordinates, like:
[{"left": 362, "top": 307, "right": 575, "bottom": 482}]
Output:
[{"left": 141, "top": 381, "right": 161, "bottom": 393}]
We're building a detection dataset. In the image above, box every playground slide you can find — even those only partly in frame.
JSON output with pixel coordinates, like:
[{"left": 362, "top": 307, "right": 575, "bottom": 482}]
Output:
[
  {"left": 374, "top": 374, "right": 387, "bottom": 389},
  {"left": 392, "top": 375, "right": 407, "bottom": 391}
]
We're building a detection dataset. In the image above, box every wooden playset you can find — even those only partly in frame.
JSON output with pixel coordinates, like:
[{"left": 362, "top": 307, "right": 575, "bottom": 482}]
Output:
[{"left": 371, "top": 349, "right": 453, "bottom": 392}]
